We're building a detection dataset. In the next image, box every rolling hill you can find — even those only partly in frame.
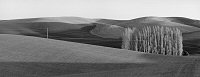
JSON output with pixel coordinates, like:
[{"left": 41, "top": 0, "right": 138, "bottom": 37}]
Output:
[
  {"left": 1, "top": 16, "right": 200, "bottom": 55},
  {"left": 0, "top": 17, "right": 123, "bottom": 48},
  {"left": 0, "top": 34, "right": 142, "bottom": 63},
  {"left": 0, "top": 34, "right": 199, "bottom": 77},
  {"left": 0, "top": 16, "right": 200, "bottom": 77}
]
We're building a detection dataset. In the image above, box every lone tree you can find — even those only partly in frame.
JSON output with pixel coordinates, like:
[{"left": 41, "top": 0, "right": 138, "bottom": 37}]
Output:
[{"left": 122, "top": 26, "right": 183, "bottom": 56}]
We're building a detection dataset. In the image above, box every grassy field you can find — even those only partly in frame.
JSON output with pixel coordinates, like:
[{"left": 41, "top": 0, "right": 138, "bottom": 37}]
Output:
[{"left": 0, "top": 34, "right": 199, "bottom": 77}]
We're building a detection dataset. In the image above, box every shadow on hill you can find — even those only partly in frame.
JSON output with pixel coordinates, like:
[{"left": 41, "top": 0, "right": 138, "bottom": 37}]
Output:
[
  {"left": 169, "top": 17, "right": 200, "bottom": 28},
  {"left": 183, "top": 40, "right": 200, "bottom": 55},
  {"left": 23, "top": 23, "right": 123, "bottom": 48},
  {"left": 0, "top": 21, "right": 122, "bottom": 48}
]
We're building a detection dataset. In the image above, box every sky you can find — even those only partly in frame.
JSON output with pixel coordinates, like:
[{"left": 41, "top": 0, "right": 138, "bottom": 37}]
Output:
[{"left": 0, "top": 0, "right": 200, "bottom": 20}]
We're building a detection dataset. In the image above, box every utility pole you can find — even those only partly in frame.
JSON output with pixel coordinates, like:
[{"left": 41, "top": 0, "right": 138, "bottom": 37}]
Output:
[{"left": 47, "top": 27, "right": 49, "bottom": 39}]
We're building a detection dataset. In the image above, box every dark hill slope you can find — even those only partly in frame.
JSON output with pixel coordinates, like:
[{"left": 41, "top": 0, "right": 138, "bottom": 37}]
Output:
[{"left": 168, "top": 17, "right": 200, "bottom": 28}]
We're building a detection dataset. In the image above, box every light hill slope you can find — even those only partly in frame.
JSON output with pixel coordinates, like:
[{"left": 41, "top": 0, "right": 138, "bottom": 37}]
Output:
[
  {"left": 0, "top": 18, "right": 94, "bottom": 35},
  {"left": 0, "top": 16, "right": 101, "bottom": 38},
  {"left": 0, "top": 34, "right": 134, "bottom": 63},
  {"left": 0, "top": 34, "right": 200, "bottom": 77},
  {"left": 96, "top": 19, "right": 127, "bottom": 25},
  {"left": 1, "top": 17, "right": 97, "bottom": 24},
  {"left": 91, "top": 23, "right": 124, "bottom": 39}
]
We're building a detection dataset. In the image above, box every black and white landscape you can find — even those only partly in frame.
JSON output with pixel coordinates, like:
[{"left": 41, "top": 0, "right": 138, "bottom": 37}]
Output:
[
  {"left": 0, "top": 16, "right": 200, "bottom": 77},
  {"left": 0, "top": 0, "right": 200, "bottom": 77}
]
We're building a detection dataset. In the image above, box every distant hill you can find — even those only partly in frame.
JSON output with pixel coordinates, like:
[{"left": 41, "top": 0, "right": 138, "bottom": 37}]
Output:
[
  {"left": 1, "top": 17, "right": 96, "bottom": 24},
  {"left": 1, "top": 16, "right": 200, "bottom": 39},
  {"left": 168, "top": 17, "right": 200, "bottom": 28},
  {"left": 95, "top": 17, "right": 200, "bottom": 39},
  {"left": 0, "top": 16, "right": 200, "bottom": 55},
  {"left": 0, "top": 17, "right": 123, "bottom": 48}
]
